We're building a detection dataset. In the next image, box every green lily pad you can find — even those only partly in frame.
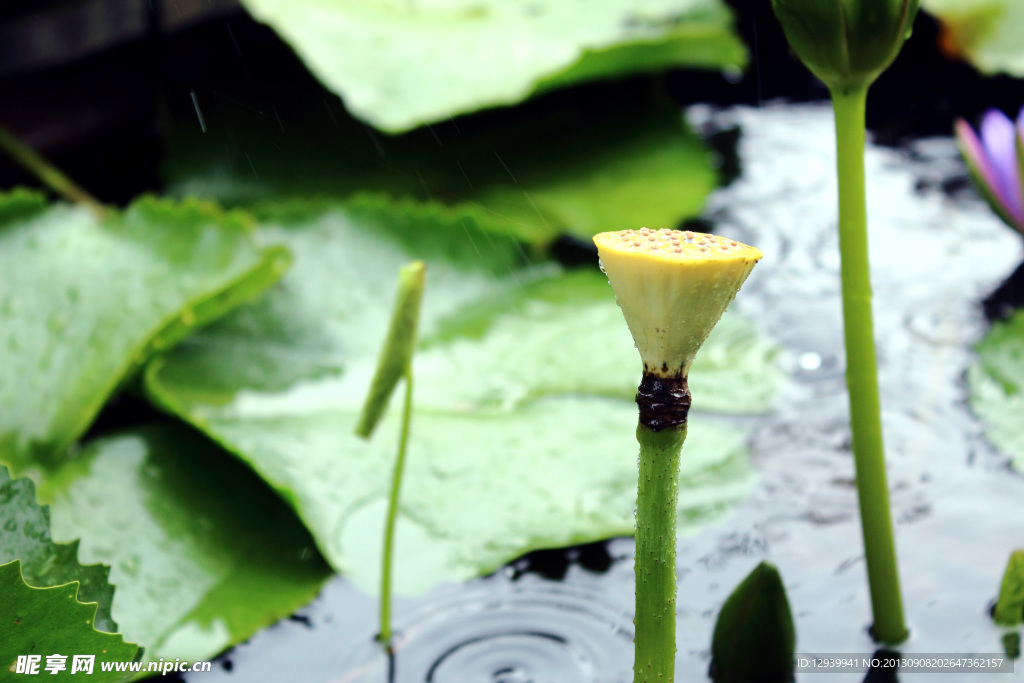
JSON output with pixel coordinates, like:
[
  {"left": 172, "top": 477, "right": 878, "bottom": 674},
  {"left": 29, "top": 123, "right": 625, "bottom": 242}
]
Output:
[
  {"left": 35, "top": 425, "right": 331, "bottom": 663},
  {"left": 0, "top": 190, "right": 290, "bottom": 468},
  {"left": 238, "top": 0, "right": 745, "bottom": 132},
  {"left": 923, "top": 0, "right": 1024, "bottom": 76},
  {"left": 143, "top": 199, "right": 777, "bottom": 595},
  {"left": 0, "top": 561, "right": 139, "bottom": 681},
  {"left": 166, "top": 89, "right": 718, "bottom": 244},
  {"left": 969, "top": 309, "right": 1024, "bottom": 465},
  {"left": 0, "top": 466, "right": 117, "bottom": 634}
]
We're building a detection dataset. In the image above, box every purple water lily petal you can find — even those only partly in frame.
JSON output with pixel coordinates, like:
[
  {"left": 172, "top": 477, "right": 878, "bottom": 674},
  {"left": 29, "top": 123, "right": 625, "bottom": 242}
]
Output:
[
  {"left": 981, "top": 109, "right": 1024, "bottom": 225},
  {"left": 1017, "top": 105, "right": 1024, "bottom": 224},
  {"left": 956, "top": 118, "right": 1000, "bottom": 197}
]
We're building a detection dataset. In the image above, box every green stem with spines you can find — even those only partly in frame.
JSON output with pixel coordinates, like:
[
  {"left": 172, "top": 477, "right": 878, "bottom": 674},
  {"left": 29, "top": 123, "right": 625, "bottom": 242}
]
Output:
[
  {"left": 634, "top": 422, "right": 686, "bottom": 683},
  {"left": 0, "top": 122, "right": 105, "bottom": 217},
  {"left": 378, "top": 370, "right": 413, "bottom": 648},
  {"left": 831, "top": 86, "right": 907, "bottom": 645}
]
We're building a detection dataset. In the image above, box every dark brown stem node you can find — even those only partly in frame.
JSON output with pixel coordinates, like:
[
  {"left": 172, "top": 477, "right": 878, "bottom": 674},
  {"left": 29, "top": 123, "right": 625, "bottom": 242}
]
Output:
[{"left": 636, "top": 373, "right": 691, "bottom": 431}]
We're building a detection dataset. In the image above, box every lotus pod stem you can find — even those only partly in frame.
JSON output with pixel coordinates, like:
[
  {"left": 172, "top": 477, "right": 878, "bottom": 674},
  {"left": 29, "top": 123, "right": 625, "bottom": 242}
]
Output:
[{"left": 594, "top": 228, "right": 762, "bottom": 682}]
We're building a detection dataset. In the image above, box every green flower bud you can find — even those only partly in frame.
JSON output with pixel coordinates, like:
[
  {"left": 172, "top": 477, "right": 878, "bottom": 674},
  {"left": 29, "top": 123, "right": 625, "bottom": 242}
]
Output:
[
  {"left": 709, "top": 561, "right": 796, "bottom": 683},
  {"left": 770, "top": 0, "right": 920, "bottom": 93},
  {"left": 994, "top": 550, "right": 1024, "bottom": 627}
]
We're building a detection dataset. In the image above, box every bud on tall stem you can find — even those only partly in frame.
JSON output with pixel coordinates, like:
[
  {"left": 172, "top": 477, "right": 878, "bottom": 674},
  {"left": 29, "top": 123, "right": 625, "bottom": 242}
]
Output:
[
  {"left": 770, "top": 0, "right": 920, "bottom": 94},
  {"left": 771, "top": 0, "right": 916, "bottom": 645}
]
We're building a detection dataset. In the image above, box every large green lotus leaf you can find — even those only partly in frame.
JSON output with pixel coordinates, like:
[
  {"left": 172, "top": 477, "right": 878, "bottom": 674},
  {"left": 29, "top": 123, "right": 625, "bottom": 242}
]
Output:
[
  {"left": 143, "top": 200, "right": 776, "bottom": 594},
  {"left": 166, "top": 91, "right": 718, "bottom": 244},
  {"left": 0, "top": 190, "right": 290, "bottom": 468},
  {"left": 969, "top": 310, "right": 1024, "bottom": 466},
  {"left": 0, "top": 561, "right": 139, "bottom": 681},
  {"left": 923, "top": 0, "right": 1024, "bottom": 76},
  {"left": 238, "top": 0, "right": 745, "bottom": 132},
  {"left": 34, "top": 425, "right": 331, "bottom": 663},
  {"left": 0, "top": 466, "right": 117, "bottom": 634}
]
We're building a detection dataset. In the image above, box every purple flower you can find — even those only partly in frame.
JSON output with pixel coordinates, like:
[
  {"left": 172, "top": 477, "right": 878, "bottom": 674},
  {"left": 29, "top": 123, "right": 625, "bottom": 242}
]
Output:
[{"left": 955, "top": 108, "right": 1024, "bottom": 235}]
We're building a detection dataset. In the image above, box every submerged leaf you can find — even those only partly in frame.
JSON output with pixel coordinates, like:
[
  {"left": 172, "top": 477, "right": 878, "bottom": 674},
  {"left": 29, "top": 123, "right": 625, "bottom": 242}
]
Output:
[
  {"left": 35, "top": 425, "right": 331, "bottom": 663},
  {"left": 0, "top": 561, "right": 139, "bottom": 681},
  {"left": 144, "top": 200, "right": 779, "bottom": 595},
  {"left": 237, "top": 0, "right": 745, "bottom": 131},
  {"left": 0, "top": 190, "right": 289, "bottom": 468}
]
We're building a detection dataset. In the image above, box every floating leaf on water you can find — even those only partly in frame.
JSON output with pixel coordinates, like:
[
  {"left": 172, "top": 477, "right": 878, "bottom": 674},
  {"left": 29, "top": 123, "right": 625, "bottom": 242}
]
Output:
[{"left": 968, "top": 309, "right": 1024, "bottom": 467}]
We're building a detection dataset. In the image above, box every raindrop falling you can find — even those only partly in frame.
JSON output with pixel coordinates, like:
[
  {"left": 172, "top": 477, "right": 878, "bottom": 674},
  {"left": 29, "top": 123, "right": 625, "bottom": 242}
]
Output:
[{"left": 190, "top": 90, "right": 208, "bottom": 134}]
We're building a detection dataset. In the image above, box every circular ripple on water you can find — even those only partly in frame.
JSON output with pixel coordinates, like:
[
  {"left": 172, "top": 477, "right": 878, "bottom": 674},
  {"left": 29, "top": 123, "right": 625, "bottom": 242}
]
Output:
[{"left": 338, "top": 577, "right": 633, "bottom": 683}]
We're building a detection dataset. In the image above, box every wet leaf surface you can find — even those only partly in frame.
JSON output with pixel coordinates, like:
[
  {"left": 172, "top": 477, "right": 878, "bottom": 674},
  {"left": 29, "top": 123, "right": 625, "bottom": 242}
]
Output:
[
  {"left": 0, "top": 465, "right": 118, "bottom": 634},
  {"left": 35, "top": 425, "right": 331, "bottom": 663},
  {"left": 0, "top": 561, "right": 139, "bottom": 682},
  {"left": 143, "top": 198, "right": 777, "bottom": 595},
  {"left": 237, "top": 0, "right": 745, "bottom": 132},
  {"left": 0, "top": 190, "right": 289, "bottom": 468}
]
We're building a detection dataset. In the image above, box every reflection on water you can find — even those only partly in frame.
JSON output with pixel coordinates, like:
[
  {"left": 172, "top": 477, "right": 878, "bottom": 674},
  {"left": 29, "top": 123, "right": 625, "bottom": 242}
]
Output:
[{"left": 183, "top": 104, "right": 1024, "bottom": 682}]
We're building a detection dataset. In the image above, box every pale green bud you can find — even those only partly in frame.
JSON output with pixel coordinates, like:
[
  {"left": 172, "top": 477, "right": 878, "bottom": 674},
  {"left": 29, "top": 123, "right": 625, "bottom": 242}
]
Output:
[{"left": 771, "top": 0, "right": 920, "bottom": 93}]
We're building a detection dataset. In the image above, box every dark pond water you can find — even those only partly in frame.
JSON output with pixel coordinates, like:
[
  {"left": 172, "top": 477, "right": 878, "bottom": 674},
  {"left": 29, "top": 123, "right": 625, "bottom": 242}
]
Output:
[{"left": 177, "top": 103, "right": 1024, "bottom": 683}]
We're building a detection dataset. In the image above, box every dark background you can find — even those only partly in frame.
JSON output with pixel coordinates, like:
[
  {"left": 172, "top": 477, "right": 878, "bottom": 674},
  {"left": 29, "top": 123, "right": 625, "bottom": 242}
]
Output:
[{"left": 2, "top": 0, "right": 1023, "bottom": 205}]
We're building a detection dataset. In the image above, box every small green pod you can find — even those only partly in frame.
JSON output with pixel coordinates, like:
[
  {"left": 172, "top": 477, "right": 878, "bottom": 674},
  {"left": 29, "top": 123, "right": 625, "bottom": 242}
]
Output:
[
  {"left": 709, "top": 561, "right": 796, "bottom": 683},
  {"left": 770, "top": 0, "right": 920, "bottom": 94},
  {"left": 354, "top": 261, "right": 426, "bottom": 439}
]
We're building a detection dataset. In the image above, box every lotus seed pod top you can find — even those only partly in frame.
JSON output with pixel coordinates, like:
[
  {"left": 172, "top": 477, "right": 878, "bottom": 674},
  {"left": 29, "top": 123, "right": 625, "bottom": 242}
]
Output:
[{"left": 594, "top": 228, "right": 762, "bottom": 380}]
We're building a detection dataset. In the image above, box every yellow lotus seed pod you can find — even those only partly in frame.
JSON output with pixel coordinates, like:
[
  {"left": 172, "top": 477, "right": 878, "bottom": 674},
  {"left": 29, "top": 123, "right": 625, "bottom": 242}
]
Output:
[{"left": 594, "top": 227, "right": 762, "bottom": 380}]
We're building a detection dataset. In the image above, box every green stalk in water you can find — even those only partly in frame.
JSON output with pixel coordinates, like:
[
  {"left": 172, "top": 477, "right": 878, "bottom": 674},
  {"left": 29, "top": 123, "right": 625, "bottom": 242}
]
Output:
[
  {"left": 594, "top": 228, "right": 762, "bottom": 682},
  {"left": 355, "top": 261, "right": 426, "bottom": 648},
  {"left": 770, "top": 0, "right": 919, "bottom": 645},
  {"left": 832, "top": 87, "right": 907, "bottom": 644}
]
